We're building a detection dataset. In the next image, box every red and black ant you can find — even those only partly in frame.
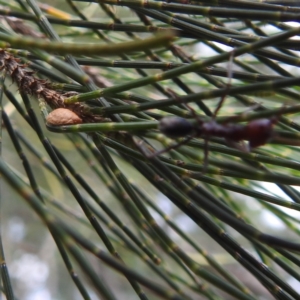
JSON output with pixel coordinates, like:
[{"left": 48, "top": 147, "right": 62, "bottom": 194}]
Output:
[
  {"left": 153, "top": 54, "right": 279, "bottom": 168},
  {"left": 158, "top": 112, "right": 277, "bottom": 152}
]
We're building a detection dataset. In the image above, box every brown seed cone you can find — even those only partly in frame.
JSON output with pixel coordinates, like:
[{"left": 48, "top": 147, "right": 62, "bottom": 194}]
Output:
[{"left": 46, "top": 108, "right": 82, "bottom": 125}]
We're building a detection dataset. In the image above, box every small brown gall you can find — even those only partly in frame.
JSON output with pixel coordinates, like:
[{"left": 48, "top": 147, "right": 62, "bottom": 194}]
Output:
[{"left": 46, "top": 108, "right": 82, "bottom": 125}]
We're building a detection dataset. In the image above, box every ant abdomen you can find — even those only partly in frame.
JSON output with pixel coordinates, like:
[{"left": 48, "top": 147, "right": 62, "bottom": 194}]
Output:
[
  {"left": 159, "top": 117, "right": 194, "bottom": 139},
  {"left": 246, "top": 118, "right": 275, "bottom": 149}
]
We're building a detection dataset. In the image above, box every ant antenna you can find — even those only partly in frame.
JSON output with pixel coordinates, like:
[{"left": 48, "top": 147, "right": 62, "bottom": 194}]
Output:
[
  {"left": 201, "top": 50, "right": 235, "bottom": 170},
  {"left": 213, "top": 50, "right": 235, "bottom": 119},
  {"left": 148, "top": 49, "right": 280, "bottom": 168},
  {"left": 149, "top": 50, "right": 238, "bottom": 172}
]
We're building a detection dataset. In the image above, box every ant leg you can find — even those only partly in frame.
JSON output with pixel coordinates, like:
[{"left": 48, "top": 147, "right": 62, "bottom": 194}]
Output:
[
  {"left": 165, "top": 89, "right": 211, "bottom": 172},
  {"left": 225, "top": 139, "right": 249, "bottom": 152},
  {"left": 148, "top": 89, "right": 202, "bottom": 158},
  {"left": 147, "top": 136, "right": 194, "bottom": 158},
  {"left": 221, "top": 103, "right": 262, "bottom": 124},
  {"left": 203, "top": 138, "right": 209, "bottom": 172},
  {"left": 166, "top": 88, "right": 205, "bottom": 134},
  {"left": 213, "top": 49, "right": 235, "bottom": 119},
  {"left": 166, "top": 88, "right": 200, "bottom": 121}
]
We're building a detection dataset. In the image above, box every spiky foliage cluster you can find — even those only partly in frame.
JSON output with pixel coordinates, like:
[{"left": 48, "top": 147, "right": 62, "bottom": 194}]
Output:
[
  {"left": 0, "top": 1, "right": 300, "bottom": 300},
  {"left": 0, "top": 49, "right": 108, "bottom": 123}
]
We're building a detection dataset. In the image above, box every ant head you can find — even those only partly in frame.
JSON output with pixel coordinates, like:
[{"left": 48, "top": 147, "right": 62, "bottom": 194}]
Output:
[{"left": 159, "top": 117, "right": 194, "bottom": 139}]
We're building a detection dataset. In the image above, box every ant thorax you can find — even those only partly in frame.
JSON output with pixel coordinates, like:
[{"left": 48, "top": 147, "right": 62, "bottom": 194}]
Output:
[{"left": 200, "top": 120, "right": 231, "bottom": 137}]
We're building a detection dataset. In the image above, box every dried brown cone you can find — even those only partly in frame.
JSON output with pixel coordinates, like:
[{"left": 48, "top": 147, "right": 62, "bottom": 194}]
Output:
[{"left": 0, "top": 49, "right": 103, "bottom": 124}]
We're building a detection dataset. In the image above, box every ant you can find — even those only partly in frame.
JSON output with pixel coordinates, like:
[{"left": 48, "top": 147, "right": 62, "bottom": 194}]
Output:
[
  {"left": 158, "top": 111, "right": 278, "bottom": 153},
  {"left": 153, "top": 54, "right": 279, "bottom": 169}
]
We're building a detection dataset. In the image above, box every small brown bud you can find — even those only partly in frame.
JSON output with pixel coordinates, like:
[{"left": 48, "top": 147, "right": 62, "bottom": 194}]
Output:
[{"left": 46, "top": 108, "right": 82, "bottom": 125}]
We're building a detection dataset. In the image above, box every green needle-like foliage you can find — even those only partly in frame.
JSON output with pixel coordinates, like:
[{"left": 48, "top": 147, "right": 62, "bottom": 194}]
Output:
[{"left": 0, "top": 0, "right": 300, "bottom": 299}]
